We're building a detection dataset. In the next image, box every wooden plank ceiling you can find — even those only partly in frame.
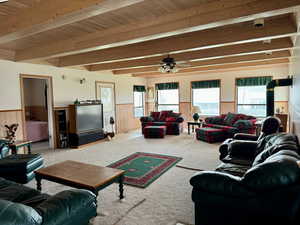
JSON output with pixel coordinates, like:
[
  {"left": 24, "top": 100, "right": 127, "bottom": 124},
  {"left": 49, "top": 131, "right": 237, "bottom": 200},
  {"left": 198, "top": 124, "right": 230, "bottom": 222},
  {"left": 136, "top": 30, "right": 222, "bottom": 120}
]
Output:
[{"left": 0, "top": 0, "right": 299, "bottom": 77}]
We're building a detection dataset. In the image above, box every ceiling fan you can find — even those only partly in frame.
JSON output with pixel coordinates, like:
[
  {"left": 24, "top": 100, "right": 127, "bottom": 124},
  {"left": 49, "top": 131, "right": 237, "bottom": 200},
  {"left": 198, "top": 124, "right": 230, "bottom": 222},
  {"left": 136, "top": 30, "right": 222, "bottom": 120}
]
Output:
[
  {"left": 158, "top": 55, "right": 190, "bottom": 73},
  {"left": 0, "top": 0, "right": 9, "bottom": 3}
]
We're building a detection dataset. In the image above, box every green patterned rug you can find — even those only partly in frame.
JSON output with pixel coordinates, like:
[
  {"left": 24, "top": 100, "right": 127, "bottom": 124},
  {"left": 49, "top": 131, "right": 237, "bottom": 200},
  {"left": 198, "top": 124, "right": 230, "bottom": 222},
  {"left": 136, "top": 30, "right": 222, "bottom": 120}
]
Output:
[{"left": 108, "top": 152, "right": 182, "bottom": 188}]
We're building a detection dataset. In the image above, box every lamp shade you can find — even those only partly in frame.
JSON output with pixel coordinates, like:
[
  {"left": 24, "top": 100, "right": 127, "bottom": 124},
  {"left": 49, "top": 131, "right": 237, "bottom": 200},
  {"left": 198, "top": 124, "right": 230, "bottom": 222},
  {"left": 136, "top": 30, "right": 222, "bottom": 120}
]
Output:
[{"left": 191, "top": 106, "right": 201, "bottom": 114}]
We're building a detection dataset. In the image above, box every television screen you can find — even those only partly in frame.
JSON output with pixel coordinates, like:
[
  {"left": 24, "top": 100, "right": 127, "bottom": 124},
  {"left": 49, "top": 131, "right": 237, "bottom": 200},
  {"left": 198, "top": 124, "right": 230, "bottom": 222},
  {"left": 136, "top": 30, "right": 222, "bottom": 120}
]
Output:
[{"left": 76, "top": 105, "right": 103, "bottom": 133}]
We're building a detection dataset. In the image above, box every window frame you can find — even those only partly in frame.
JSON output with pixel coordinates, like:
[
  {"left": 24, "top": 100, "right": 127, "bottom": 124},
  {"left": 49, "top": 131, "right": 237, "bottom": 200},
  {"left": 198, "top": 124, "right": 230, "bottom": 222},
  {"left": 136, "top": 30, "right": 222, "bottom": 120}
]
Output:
[
  {"left": 155, "top": 82, "right": 180, "bottom": 112},
  {"left": 190, "top": 79, "right": 221, "bottom": 116},
  {"left": 235, "top": 76, "right": 272, "bottom": 118},
  {"left": 133, "top": 89, "right": 145, "bottom": 118}
]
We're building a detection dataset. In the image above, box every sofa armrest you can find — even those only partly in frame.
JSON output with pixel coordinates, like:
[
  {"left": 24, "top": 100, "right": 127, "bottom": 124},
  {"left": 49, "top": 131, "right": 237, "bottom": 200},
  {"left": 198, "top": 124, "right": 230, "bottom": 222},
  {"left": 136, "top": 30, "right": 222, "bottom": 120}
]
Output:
[
  {"left": 190, "top": 171, "right": 253, "bottom": 199},
  {"left": 0, "top": 199, "right": 42, "bottom": 225},
  {"left": 36, "top": 190, "right": 96, "bottom": 225},
  {"left": 228, "top": 140, "right": 258, "bottom": 159},
  {"left": 176, "top": 117, "right": 184, "bottom": 123},
  {"left": 140, "top": 116, "right": 154, "bottom": 123},
  {"left": 234, "top": 133, "right": 259, "bottom": 141}
]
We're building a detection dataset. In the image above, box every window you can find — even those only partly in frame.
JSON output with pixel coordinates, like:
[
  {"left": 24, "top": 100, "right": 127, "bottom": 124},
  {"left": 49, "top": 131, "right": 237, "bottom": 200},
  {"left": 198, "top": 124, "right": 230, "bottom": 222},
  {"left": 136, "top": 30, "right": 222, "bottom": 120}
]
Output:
[
  {"left": 236, "top": 77, "right": 272, "bottom": 117},
  {"left": 237, "top": 85, "right": 267, "bottom": 117},
  {"left": 156, "top": 83, "right": 179, "bottom": 112},
  {"left": 133, "top": 85, "right": 145, "bottom": 117},
  {"left": 192, "top": 80, "right": 220, "bottom": 116}
]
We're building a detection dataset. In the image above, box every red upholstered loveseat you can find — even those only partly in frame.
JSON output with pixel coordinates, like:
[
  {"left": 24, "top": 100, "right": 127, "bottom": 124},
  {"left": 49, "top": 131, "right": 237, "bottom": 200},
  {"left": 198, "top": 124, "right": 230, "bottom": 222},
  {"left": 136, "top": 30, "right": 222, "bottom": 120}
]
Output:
[
  {"left": 201, "top": 112, "right": 256, "bottom": 139},
  {"left": 140, "top": 111, "right": 184, "bottom": 135}
]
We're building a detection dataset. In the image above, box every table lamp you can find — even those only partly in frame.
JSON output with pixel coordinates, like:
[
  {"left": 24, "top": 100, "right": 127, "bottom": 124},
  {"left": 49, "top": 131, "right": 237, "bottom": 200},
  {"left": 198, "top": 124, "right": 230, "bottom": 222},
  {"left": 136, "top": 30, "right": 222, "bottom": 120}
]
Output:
[{"left": 191, "top": 106, "right": 201, "bottom": 121}]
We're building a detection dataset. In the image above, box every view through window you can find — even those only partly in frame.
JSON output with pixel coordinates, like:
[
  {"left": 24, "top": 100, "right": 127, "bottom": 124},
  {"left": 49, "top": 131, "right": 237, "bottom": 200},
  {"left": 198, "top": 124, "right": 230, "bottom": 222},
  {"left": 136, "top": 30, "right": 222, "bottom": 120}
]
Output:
[
  {"left": 192, "top": 88, "right": 220, "bottom": 115},
  {"left": 237, "top": 85, "right": 266, "bottom": 117},
  {"left": 157, "top": 89, "right": 179, "bottom": 112},
  {"left": 134, "top": 91, "right": 145, "bottom": 117}
]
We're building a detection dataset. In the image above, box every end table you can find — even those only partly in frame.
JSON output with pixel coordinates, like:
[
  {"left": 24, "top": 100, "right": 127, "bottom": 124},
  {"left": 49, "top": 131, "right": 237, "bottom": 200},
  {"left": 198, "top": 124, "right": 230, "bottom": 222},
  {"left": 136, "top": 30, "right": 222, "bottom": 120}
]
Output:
[
  {"left": 188, "top": 120, "right": 203, "bottom": 135},
  {"left": 9, "top": 140, "right": 32, "bottom": 154}
]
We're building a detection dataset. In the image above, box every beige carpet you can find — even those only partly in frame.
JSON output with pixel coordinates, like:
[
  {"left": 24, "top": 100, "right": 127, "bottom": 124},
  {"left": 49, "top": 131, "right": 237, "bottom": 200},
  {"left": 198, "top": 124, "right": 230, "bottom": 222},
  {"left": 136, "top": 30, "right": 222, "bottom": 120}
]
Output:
[{"left": 27, "top": 130, "right": 221, "bottom": 225}]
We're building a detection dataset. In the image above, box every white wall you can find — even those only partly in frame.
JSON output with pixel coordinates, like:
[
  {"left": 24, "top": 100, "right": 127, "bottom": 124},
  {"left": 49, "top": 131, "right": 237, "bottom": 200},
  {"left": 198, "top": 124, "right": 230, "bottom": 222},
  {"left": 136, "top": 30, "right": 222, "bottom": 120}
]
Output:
[
  {"left": 0, "top": 60, "right": 147, "bottom": 110},
  {"left": 146, "top": 65, "right": 290, "bottom": 103}
]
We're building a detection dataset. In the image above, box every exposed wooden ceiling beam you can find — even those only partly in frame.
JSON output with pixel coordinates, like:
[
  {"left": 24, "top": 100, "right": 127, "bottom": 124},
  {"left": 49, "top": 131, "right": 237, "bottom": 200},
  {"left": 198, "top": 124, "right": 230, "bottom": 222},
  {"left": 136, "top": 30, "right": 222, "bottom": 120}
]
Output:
[
  {"left": 112, "top": 50, "right": 291, "bottom": 75},
  {"left": 0, "top": 0, "right": 144, "bottom": 44},
  {"left": 88, "top": 38, "right": 293, "bottom": 71},
  {"left": 0, "top": 48, "right": 15, "bottom": 60},
  {"left": 15, "top": 0, "right": 300, "bottom": 61},
  {"left": 57, "top": 15, "right": 297, "bottom": 67},
  {"left": 132, "top": 58, "right": 290, "bottom": 77}
]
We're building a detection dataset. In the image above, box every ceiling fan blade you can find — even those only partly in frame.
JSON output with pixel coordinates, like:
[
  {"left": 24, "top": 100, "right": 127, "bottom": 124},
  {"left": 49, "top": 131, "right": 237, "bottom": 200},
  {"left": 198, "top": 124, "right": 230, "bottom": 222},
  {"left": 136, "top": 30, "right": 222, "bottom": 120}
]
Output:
[
  {"left": 0, "top": 0, "right": 9, "bottom": 3},
  {"left": 177, "top": 62, "right": 191, "bottom": 68}
]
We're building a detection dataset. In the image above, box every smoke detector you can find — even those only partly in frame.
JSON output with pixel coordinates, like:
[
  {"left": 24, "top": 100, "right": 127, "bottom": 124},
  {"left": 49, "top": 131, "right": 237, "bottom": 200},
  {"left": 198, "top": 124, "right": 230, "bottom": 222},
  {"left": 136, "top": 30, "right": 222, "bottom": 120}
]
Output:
[{"left": 254, "top": 18, "right": 264, "bottom": 28}]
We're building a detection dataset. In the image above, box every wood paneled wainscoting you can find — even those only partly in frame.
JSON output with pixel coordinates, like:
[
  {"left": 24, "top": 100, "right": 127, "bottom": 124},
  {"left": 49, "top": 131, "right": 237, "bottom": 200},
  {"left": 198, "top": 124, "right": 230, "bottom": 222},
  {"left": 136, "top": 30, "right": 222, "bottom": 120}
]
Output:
[
  {"left": 220, "top": 101, "right": 235, "bottom": 114},
  {"left": 0, "top": 109, "right": 24, "bottom": 140},
  {"left": 179, "top": 102, "right": 192, "bottom": 128},
  {"left": 116, "top": 104, "right": 141, "bottom": 133},
  {"left": 146, "top": 102, "right": 155, "bottom": 115}
]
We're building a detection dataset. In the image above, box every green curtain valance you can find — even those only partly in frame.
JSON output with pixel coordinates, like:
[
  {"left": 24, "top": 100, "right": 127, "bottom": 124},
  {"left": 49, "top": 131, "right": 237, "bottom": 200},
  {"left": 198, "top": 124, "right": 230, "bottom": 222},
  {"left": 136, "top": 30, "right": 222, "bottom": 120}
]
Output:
[
  {"left": 133, "top": 85, "right": 146, "bottom": 92},
  {"left": 155, "top": 82, "right": 179, "bottom": 90},
  {"left": 236, "top": 76, "right": 272, "bottom": 87},
  {"left": 191, "top": 80, "right": 220, "bottom": 89}
]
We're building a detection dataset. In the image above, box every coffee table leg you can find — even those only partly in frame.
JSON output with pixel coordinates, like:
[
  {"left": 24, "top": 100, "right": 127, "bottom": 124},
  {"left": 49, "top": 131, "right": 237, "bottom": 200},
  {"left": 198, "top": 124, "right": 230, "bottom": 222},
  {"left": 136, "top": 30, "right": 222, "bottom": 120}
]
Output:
[
  {"left": 188, "top": 124, "right": 190, "bottom": 135},
  {"left": 119, "top": 175, "right": 124, "bottom": 200},
  {"left": 36, "top": 176, "right": 42, "bottom": 191}
]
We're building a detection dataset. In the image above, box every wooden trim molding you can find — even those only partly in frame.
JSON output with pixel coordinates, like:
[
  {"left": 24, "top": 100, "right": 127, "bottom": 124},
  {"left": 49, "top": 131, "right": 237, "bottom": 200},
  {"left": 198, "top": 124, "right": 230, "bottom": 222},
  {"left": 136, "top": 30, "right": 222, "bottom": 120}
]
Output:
[{"left": 0, "top": 109, "right": 22, "bottom": 112}]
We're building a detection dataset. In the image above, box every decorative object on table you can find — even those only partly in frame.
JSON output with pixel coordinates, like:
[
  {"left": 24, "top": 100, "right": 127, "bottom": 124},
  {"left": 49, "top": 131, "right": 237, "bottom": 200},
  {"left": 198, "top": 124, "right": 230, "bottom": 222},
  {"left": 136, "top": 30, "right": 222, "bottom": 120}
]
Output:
[
  {"left": 191, "top": 106, "right": 201, "bottom": 121},
  {"left": 4, "top": 123, "right": 19, "bottom": 144},
  {"left": 110, "top": 116, "right": 115, "bottom": 132},
  {"left": 74, "top": 98, "right": 80, "bottom": 104},
  {"left": 108, "top": 152, "right": 182, "bottom": 188}
]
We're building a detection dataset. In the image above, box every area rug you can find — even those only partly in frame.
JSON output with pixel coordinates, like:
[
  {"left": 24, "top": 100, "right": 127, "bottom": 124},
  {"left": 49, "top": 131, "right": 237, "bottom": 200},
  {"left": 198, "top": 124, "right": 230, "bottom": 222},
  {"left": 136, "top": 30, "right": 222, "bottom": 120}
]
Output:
[{"left": 108, "top": 152, "right": 182, "bottom": 188}]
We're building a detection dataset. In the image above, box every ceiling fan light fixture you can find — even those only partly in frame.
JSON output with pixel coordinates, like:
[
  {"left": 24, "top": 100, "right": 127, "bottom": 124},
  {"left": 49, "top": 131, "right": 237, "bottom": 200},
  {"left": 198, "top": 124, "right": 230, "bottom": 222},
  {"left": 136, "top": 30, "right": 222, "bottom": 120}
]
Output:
[{"left": 159, "top": 55, "right": 179, "bottom": 73}]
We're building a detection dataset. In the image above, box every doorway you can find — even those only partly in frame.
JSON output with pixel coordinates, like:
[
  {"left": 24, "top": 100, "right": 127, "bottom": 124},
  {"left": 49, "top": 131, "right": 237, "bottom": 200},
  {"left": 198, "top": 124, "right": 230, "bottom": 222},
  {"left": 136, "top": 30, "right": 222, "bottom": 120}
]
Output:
[
  {"left": 95, "top": 82, "right": 116, "bottom": 133},
  {"left": 20, "top": 75, "right": 55, "bottom": 150}
]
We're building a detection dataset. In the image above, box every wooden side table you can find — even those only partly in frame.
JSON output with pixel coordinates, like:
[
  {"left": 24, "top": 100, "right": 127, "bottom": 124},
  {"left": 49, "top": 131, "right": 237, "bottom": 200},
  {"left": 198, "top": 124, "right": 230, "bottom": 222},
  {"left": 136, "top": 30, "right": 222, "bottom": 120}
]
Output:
[
  {"left": 9, "top": 140, "right": 32, "bottom": 154},
  {"left": 188, "top": 121, "right": 202, "bottom": 135}
]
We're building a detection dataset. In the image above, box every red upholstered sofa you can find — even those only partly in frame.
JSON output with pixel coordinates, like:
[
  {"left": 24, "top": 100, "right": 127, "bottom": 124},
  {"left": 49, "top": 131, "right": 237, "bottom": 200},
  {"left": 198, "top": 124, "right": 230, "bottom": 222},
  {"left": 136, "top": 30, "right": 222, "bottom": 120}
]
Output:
[
  {"left": 199, "top": 112, "right": 256, "bottom": 140},
  {"left": 140, "top": 111, "right": 184, "bottom": 135}
]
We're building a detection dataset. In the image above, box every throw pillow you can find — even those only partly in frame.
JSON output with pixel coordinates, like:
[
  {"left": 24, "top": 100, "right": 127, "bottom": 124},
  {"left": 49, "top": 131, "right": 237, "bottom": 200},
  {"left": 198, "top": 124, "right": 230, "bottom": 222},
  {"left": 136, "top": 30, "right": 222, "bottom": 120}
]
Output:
[
  {"left": 159, "top": 110, "right": 173, "bottom": 121},
  {"left": 169, "top": 112, "right": 182, "bottom": 118},
  {"left": 166, "top": 117, "right": 177, "bottom": 122},
  {"left": 224, "top": 112, "right": 240, "bottom": 126},
  {"left": 150, "top": 112, "right": 160, "bottom": 121}
]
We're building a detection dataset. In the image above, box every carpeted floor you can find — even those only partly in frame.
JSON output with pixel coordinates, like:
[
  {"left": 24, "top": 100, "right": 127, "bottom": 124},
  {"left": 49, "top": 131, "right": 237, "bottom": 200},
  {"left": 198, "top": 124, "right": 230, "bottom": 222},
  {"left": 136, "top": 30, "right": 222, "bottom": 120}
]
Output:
[{"left": 26, "top": 130, "right": 221, "bottom": 225}]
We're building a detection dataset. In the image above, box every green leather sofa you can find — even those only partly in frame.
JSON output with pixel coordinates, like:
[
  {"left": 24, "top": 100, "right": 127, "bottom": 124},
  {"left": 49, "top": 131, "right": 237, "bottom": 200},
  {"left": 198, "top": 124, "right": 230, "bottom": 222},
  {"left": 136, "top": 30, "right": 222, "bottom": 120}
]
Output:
[{"left": 0, "top": 177, "right": 97, "bottom": 225}]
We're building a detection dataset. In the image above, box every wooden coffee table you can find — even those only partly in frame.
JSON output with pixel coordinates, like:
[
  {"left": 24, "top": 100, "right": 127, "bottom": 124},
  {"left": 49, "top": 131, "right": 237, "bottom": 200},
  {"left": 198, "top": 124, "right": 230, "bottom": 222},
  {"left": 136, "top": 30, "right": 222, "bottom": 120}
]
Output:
[{"left": 35, "top": 160, "right": 125, "bottom": 203}]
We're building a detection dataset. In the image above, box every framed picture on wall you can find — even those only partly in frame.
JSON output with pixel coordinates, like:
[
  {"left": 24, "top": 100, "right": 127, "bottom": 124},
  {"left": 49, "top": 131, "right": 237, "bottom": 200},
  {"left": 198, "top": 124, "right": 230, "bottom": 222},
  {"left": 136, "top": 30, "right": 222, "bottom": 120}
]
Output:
[{"left": 147, "top": 87, "right": 154, "bottom": 100}]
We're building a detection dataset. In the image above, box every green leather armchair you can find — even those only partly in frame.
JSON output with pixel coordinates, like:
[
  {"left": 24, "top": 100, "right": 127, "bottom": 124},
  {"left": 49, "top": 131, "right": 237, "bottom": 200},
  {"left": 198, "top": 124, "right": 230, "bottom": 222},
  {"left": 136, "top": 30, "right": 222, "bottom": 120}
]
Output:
[{"left": 0, "top": 178, "right": 97, "bottom": 225}]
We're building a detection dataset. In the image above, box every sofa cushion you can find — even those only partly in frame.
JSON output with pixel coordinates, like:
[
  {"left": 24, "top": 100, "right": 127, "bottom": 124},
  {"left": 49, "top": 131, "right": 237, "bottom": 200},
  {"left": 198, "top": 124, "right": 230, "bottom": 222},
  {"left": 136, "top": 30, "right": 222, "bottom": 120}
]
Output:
[
  {"left": 169, "top": 112, "right": 181, "bottom": 118},
  {"left": 165, "top": 117, "right": 177, "bottom": 122},
  {"left": 150, "top": 112, "right": 160, "bottom": 121},
  {"left": 205, "top": 116, "right": 224, "bottom": 125},
  {"left": 242, "top": 155, "right": 300, "bottom": 191},
  {"left": 159, "top": 111, "right": 173, "bottom": 121},
  {"left": 224, "top": 112, "right": 240, "bottom": 126}
]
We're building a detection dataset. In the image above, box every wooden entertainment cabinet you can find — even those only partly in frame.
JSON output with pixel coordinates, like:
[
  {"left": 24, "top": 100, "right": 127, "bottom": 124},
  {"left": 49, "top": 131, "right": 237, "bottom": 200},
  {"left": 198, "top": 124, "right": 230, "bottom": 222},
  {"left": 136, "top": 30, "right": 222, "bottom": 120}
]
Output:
[{"left": 68, "top": 103, "right": 105, "bottom": 148}]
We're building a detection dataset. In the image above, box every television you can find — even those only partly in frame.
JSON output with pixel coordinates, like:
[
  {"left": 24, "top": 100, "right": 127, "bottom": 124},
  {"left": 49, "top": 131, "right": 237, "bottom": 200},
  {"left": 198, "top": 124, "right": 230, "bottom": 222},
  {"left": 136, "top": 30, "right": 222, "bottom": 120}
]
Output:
[{"left": 76, "top": 104, "right": 103, "bottom": 133}]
